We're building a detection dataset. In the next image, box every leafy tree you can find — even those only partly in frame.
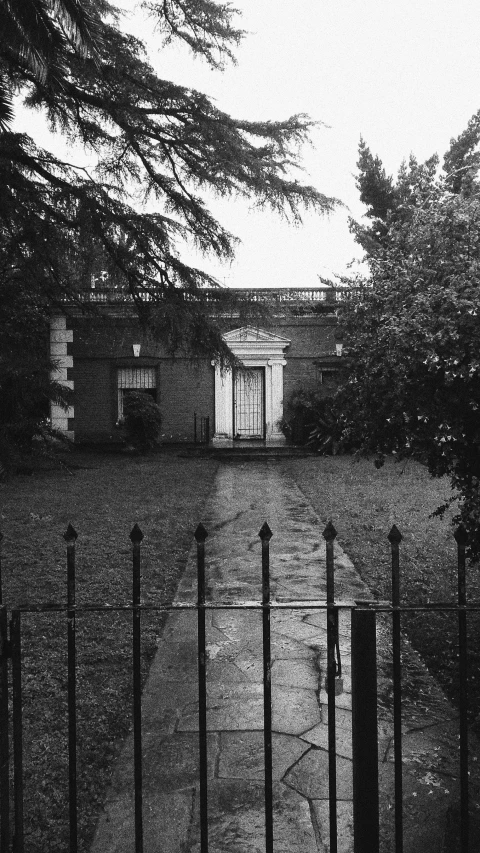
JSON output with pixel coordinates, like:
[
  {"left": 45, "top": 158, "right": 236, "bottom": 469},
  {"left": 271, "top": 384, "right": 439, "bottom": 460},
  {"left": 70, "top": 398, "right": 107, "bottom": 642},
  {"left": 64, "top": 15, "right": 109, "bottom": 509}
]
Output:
[
  {"left": 0, "top": 0, "right": 336, "bottom": 348},
  {"left": 340, "top": 120, "right": 480, "bottom": 555}
]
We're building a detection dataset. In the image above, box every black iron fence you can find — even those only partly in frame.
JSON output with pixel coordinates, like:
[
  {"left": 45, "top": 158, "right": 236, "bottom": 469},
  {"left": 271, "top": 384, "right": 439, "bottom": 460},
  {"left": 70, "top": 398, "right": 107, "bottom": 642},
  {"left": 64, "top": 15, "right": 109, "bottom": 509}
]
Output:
[{"left": 0, "top": 522, "right": 476, "bottom": 852}]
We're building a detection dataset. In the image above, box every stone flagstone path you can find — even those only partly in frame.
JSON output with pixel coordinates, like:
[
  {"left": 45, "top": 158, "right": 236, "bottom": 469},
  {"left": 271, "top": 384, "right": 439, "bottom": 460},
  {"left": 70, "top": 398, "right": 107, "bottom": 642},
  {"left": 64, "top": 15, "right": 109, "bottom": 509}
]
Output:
[{"left": 91, "top": 461, "right": 477, "bottom": 853}]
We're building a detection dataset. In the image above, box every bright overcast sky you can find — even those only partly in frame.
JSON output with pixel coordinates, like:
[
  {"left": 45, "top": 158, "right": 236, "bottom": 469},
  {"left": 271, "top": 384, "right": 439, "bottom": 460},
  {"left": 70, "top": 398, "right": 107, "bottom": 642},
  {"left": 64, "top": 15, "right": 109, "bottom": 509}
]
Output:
[
  {"left": 19, "top": 0, "right": 480, "bottom": 289},
  {"left": 137, "top": 0, "right": 480, "bottom": 288}
]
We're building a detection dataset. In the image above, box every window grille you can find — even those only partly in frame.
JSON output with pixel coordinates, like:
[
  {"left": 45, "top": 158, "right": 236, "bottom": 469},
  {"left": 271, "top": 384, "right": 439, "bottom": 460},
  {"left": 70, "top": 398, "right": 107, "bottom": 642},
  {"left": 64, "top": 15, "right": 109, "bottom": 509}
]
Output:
[{"left": 117, "top": 368, "right": 157, "bottom": 420}]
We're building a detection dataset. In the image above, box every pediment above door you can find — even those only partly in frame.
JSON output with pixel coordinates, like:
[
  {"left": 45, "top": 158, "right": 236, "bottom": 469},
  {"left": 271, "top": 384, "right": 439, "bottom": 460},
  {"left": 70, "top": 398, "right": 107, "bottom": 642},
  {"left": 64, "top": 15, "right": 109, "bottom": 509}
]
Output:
[{"left": 223, "top": 327, "right": 290, "bottom": 359}]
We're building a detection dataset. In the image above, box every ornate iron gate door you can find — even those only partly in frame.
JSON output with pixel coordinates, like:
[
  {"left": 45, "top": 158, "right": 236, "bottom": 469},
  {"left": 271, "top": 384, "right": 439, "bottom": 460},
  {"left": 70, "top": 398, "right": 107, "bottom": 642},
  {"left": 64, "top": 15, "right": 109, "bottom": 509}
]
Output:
[{"left": 234, "top": 368, "right": 265, "bottom": 438}]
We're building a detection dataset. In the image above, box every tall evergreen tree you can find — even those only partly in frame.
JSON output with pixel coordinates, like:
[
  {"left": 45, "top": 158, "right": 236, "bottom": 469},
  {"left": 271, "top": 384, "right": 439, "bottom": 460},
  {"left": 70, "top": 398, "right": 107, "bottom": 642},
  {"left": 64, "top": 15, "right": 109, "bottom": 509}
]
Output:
[
  {"left": 443, "top": 108, "right": 480, "bottom": 195},
  {"left": 340, "top": 114, "right": 480, "bottom": 555}
]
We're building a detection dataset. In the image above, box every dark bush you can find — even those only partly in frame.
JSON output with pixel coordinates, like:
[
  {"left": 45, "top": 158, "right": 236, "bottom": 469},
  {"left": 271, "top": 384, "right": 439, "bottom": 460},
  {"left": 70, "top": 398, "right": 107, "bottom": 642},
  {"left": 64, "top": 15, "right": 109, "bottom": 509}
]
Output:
[
  {"left": 122, "top": 392, "right": 162, "bottom": 452},
  {"left": 284, "top": 388, "right": 343, "bottom": 453}
]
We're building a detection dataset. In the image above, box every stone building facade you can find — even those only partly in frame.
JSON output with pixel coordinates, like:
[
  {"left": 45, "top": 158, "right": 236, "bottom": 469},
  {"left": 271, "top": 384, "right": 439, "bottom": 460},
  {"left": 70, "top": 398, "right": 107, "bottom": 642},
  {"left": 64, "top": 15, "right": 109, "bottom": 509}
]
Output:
[{"left": 50, "top": 288, "right": 345, "bottom": 444}]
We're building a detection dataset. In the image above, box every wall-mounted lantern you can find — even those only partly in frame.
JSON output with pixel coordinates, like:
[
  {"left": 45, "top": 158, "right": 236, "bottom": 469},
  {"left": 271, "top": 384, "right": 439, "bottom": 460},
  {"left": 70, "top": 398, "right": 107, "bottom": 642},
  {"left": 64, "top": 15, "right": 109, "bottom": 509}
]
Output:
[{"left": 133, "top": 344, "right": 141, "bottom": 358}]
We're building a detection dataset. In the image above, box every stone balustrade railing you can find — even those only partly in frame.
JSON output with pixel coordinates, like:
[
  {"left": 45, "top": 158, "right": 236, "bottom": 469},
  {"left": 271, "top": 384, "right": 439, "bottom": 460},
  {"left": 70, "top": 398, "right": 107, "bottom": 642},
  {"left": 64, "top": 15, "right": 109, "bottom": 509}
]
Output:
[{"left": 79, "top": 286, "right": 363, "bottom": 304}]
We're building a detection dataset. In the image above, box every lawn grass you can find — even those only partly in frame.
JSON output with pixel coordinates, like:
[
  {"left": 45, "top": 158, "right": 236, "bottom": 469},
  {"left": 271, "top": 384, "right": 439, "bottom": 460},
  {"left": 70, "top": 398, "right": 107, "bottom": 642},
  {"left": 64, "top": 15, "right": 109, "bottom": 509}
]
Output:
[
  {"left": 0, "top": 449, "right": 218, "bottom": 853},
  {"left": 286, "top": 454, "right": 480, "bottom": 734}
]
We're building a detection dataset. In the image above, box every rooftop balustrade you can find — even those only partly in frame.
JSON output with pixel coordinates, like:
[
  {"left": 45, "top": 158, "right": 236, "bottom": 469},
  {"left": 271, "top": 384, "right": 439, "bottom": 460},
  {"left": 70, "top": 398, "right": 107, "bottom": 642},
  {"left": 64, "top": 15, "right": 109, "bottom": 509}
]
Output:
[{"left": 79, "top": 285, "right": 363, "bottom": 306}]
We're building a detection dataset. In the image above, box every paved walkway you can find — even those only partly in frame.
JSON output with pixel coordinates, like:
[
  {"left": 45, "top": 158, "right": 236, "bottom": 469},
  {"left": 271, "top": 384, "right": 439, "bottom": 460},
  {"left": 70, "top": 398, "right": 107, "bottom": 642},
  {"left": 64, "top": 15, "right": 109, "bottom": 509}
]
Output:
[{"left": 91, "top": 461, "right": 477, "bottom": 853}]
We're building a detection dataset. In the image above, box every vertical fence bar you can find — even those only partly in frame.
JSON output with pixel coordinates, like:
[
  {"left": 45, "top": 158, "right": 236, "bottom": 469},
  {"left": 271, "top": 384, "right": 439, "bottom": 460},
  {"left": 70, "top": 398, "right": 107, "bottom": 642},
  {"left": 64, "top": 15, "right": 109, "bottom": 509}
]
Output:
[
  {"left": 388, "top": 525, "right": 403, "bottom": 853},
  {"left": 259, "top": 523, "right": 273, "bottom": 853},
  {"left": 0, "top": 604, "right": 9, "bottom": 853},
  {"left": 323, "top": 521, "right": 338, "bottom": 853},
  {"left": 130, "top": 524, "right": 144, "bottom": 853},
  {"left": 195, "top": 524, "right": 208, "bottom": 853},
  {"left": 0, "top": 533, "right": 6, "bottom": 853},
  {"left": 64, "top": 524, "right": 78, "bottom": 853},
  {"left": 352, "top": 607, "right": 379, "bottom": 853},
  {"left": 194, "top": 412, "right": 197, "bottom": 444},
  {"left": 455, "top": 524, "right": 469, "bottom": 852},
  {"left": 11, "top": 611, "right": 24, "bottom": 853},
  {"left": 0, "top": 530, "right": 3, "bottom": 605}
]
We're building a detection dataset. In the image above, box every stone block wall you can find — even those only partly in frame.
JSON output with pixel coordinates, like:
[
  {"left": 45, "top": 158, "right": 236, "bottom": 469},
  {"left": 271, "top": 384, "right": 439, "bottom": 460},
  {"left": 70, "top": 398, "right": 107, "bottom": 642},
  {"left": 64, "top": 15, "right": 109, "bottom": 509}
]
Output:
[{"left": 50, "top": 316, "right": 75, "bottom": 439}]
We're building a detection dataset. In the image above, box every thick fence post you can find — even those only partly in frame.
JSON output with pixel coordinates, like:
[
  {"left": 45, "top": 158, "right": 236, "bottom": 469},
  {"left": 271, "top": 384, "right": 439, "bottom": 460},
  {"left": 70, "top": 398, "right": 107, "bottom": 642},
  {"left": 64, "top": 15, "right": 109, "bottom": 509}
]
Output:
[
  {"left": 259, "top": 522, "right": 273, "bottom": 853},
  {"left": 0, "top": 529, "right": 3, "bottom": 605},
  {"left": 323, "top": 521, "right": 338, "bottom": 853},
  {"left": 130, "top": 524, "right": 144, "bottom": 853},
  {"left": 455, "top": 523, "right": 469, "bottom": 853},
  {"left": 64, "top": 524, "right": 78, "bottom": 853},
  {"left": 0, "top": 604, "right": 9, "bottom": 853},
  {"left": 388, "top": 524, "right": 403, "bottom": 853},
  {"left": 352, "top": 607, "right": 379, "bottom": 853},
  {"left": 195, "top": 523, "right": 208, "bottom": 853}
]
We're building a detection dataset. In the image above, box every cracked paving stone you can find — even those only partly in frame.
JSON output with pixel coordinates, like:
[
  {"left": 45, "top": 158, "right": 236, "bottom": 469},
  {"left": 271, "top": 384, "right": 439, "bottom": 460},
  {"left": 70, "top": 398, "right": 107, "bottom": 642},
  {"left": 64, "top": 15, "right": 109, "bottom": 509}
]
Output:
[
  {"left": 284, "top": 748, "right": 353, "bottom": 799},
  {"left": 318, "top": 689, "right": 352, "bottom": 711},
  {"left": 311, "top": 801, "right": 354, "bottom": 853},
  {"left": 178, "top": 684, "right": 264, "bottom": 731},
  {"left": 271, "top": 659, "right": 319, "bottom": 689},
  {"left": 234, "top": 653, "right": 264, "bottom": 682},
  {"left": 211, "top": 611, "right": 263, "bottom": 643},
  {"left": 218, "top": 731, "right": 309, "bottom": 780},
  {"left": 178, "top": 684, "right": 321, "bottom": 734},
  {"left": 206, "top": 660, "right": 250, "bottom": 683},
  {"left": 272, "top": 687, "right": 322, "bottom": 734},
  {"left": 304, "top": 610, "right": 353, "bottom": 636},
  {"left": 272, "top": 614, "right": 325, "bottom": 643},
  {"left": 301, "top": 722, "right": 353, "bottom": 761},
  {"left": 187, "top": 780, "right": 317, "bottom": 853},
  {"left": 320, "top": 705, "right": 352, "bottom": 728},
  {"left": 112, "top": 732, "right": 217, "bottom": 792},
  {"left": 270, "top": 634, "right": 315, "bottom": 659}
]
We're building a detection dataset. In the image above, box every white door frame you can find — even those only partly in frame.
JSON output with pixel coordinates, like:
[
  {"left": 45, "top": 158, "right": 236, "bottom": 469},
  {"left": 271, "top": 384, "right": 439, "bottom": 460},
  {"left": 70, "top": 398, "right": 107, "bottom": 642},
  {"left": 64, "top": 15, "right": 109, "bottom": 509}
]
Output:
[
  {"left": 234, "top": 367, "right": 265, "bottom": 439},
  {"left": 212, "top": 327, "right": 290, "bottom": 445}
]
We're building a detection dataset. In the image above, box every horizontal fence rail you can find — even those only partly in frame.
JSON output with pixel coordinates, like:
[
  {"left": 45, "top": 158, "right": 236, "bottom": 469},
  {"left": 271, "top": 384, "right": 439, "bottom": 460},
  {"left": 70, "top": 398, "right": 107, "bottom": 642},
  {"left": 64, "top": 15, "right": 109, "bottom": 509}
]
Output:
[{"left": 0, "top": 520, "right": 476, "bottom": 852}]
